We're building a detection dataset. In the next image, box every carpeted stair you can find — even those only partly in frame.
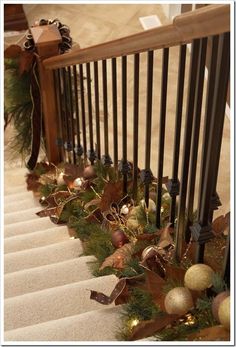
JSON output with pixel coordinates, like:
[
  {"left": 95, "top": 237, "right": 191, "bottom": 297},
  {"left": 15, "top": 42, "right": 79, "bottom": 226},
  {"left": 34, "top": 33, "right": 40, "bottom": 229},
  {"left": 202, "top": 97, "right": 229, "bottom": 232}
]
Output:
[{"left": 4, "top": 168, "right": 123, "bottom": 342}]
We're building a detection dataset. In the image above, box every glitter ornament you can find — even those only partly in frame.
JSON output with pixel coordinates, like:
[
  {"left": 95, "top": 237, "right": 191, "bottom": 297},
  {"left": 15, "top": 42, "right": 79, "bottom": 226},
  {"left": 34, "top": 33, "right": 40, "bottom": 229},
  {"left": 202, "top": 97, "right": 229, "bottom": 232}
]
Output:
[
  {"left": 83, "top": 165, "right": 97, "bottom": 180},
  {"left": 184, "top": 264, "right": 214, "bottom": 291},
  {"left": 120, "top": 204, "right": 129, "bottom": 215},
  {"left": 212, "top": 291, "right": 230, "bottom": 322},
  {"left": 140, "top": 199, "right": 156, "bottom": 212},
  {"left": 218, "top": 296, "right": 230, "bottom": 330},
  {"left": 73, "top": 177, "right": 83, "bottom": 189},
  {"left": 164, "top": 287, "right": 194, "bottom": 315},
  {"left": 111, "top": 230, "right": 129, "bottom": 248}
]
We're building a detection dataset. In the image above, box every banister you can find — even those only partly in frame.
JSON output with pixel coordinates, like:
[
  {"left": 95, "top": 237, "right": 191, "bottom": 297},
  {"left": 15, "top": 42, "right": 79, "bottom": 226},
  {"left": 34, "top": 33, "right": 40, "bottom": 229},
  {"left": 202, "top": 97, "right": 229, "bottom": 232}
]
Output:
[{"left": 43, "top": 4, "right": 230, "bottom": 70}]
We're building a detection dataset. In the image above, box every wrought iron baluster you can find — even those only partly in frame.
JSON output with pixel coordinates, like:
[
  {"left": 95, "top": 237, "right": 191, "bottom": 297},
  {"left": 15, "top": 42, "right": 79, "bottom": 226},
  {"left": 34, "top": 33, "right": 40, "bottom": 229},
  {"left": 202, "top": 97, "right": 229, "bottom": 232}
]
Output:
[
  {"left": 62, "top": 67, "right": 72, "bottom": 163},
  {"left": 167, "top": 45, "right": 187, "bottom": 225},
  {"left": 175, "top": 39, "right": 200, "bottom": 261},
  {"left": 79, "top": 64, "right": 87, "bottom": 159},
  {"left": 156, "top": 48, "right": 169, "bottom": 228},
  {"left": 67, "top": 65, "right": 76, "bottom": 164},
  {"left": 133, "top": 53, "right": 140, "bottom": 201},
  {"left": 94, "top": 61, "right": 101, "bottom": 160},
  {"left": 102, "top": 59, "right": 112, "bottom": 166},
  {"left": 73, "top": 65, "right": 83, "bottom": 158},
  {"left": 112, "top": 58, "right": 118, "bottom": 170},
  {"left": 86, "top": 62, "right": 96, "bottom": 164},
  {"left": 53, "top": 69, "right": 64, "bottom": 162}
]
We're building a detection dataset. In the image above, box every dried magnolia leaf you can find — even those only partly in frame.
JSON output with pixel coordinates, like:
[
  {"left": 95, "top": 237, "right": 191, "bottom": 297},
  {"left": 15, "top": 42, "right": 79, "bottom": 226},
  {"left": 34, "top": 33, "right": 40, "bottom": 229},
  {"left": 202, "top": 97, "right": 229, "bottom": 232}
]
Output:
[
  {"left": 64, "top": 163, "right": 84, "bottom": 180},
  {"left": 84, "top": 198, "right": 101, "bottom": 210},
  {"left": 100, "top": 243, "right": 134, "bottom": 270},
  {"left": 144, "top": 269, "right": 166, "bottom": 311},
  {"left": 164, "top": 264, "right": 186, "bottom": 284},
  {"left": 158, "top": 223, "right": 174, "bottom": 247},
  {"left": 212, "top": 212, "right": 230, "bottom": 235},
  {"left": 90, "top": 278, "right": 126, "bottom": 305},
  {"left": 36, "top": 206, "right": 58, "bottom": 218},
  {"left": 129, "top": 314, "right": 179, "bottom": 341},
  {"left": 85, "top": 208, "right": 104, "bottom": 223},
  {"left": 19, "top": 51, "right": 34, "bottom": 75},
  {"left": 99, "top": 181, "right": 124, "bottom": 212},
  {"left": 26, "top": 173, "right": 42, "bottom": 192},
  {"left": 187, "top": 325, "right": 230, "bottom": 341},
  {"left": 4, "top": 44, "right": 22, "bottom": 58}
]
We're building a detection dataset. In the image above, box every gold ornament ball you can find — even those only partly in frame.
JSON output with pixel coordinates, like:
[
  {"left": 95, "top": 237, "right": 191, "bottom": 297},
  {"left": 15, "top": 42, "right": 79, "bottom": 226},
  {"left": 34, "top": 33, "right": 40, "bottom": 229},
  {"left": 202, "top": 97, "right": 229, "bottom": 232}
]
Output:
[
  {"left": 184, "top": 264, "right": 214, "bottom": 291},
  {"left": 164, "top": 287, "right": 194, "bottom": 315},
  {"left": 73, "top": 177, "right": 83, "bottom": 189},
  {"left": 212, "top": 291, "right": 230, "bottom": 322},
  {"left": 140, "top": 199, "right": 156, "bottom": 212},
  {"left": 141, "top": 245, "right": 159, "bottom": 260},
  {"left": 218, "top": 296, "right": 230, "bottom": 330},
  {"left": 83, "top": 165, "right": 97, "bottom": 180}
]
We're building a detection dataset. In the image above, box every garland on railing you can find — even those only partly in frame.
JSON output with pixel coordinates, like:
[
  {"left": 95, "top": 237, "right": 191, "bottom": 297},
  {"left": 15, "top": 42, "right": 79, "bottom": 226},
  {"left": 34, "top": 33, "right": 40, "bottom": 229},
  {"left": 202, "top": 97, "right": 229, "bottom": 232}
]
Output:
[
  {"left": 4, "top": 18, "right": 72, "bottom": 167},
  {"left": 26, "top": 159, "right": 230, "bottom": 341}
]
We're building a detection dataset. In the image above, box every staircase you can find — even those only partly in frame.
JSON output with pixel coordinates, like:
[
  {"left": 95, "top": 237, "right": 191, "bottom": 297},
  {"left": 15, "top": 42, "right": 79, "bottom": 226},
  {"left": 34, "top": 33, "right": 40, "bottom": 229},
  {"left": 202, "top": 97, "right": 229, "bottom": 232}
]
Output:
[{"left": 4, "top": 167, "right": 123, "bottom": 342}]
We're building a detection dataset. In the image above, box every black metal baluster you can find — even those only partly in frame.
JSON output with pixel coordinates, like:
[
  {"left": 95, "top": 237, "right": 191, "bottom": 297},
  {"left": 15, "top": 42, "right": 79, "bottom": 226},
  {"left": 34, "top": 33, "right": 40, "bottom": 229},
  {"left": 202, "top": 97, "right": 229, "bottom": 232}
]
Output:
[
  {"left": 185, "top": 38, "right": 208, "bottom": 242},
  {"left": 94, "top": 61, "right": 101, "bottom": 160},
  {"left": 120, "top": 55, "right": 130, "bottom": 194},
  {"left": 133, "top": 53, "right": 140, "bottom": 201},
  {"left": 222, "top": 232, "right": 230, "bottom": 287},
  {"left": 102, "top": 59, "right": 112, "bottom": 166},
  {"left": 79, "top": 64, "right": 87, "bottom": 159},
  {"left": 190, "top": 33, "right": 230, "bottom": 263},
  {"left": 156, "top": 48, "right": 169, "bottom": 228},
  {"left": 53, "top": 69, "right": 64, "bottom": 162},
  {"left": 198, "top": 36, "right": 219, "bottom": 211},
  {"left": 112, "top": 58, "right": 118, "bottom": 170},
  {"left": 86, "top": 62, "right": 96, "bottom": 164},
  {"left": 68, "top": 66, "right": 76, "bottom": 164},
  {"left": 175, "top": 39, "right": 201, "bottom": 261},
  {"left": 73, "top": 65, "right": 83, "bottom": 158},
  {"left": 166, "top": 45, "right": 187, "bottom": 225},
  {"left": 62, "top": 67, "right": 72, "bottom": 163},
  {"left": 142, "top": 50, "right": 154, "bottom": 207}
]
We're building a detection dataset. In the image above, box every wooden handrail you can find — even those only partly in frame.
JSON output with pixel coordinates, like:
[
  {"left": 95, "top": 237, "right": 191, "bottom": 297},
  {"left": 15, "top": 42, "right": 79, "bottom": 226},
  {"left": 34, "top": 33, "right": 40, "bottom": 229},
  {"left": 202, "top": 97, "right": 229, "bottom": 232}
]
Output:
[{"left": 44, "top": 4, "right": 230, "bottom": 69}]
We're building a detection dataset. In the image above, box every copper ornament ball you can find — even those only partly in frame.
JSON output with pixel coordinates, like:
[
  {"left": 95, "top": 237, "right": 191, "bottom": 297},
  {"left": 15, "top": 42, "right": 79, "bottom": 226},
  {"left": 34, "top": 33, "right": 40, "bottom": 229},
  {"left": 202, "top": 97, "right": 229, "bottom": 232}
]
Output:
[
  {"left": 111, "top": 230, "right": 129, "bottom": 248},
  {"left": 184, "top": 264, "right": 214, "bottom": 291},
  {"left": 83, "top": 165, "right": 97, "bottom": 180},
  {"left": 218, "top": 296, "right": 230, "bottom": 330},
  {"left": 212, "top": 291, "right": 230, "bottom": 322},
  {"left": 164, "top": 287, "right": 194, "bottom": 315}
]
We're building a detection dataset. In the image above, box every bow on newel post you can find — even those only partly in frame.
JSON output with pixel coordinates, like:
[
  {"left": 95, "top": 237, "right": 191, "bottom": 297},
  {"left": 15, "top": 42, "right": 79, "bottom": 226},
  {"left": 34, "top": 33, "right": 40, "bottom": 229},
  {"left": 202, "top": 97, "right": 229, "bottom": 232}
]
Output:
[{"left": 28, "top": 23, "right": 62, "bottom": 168}]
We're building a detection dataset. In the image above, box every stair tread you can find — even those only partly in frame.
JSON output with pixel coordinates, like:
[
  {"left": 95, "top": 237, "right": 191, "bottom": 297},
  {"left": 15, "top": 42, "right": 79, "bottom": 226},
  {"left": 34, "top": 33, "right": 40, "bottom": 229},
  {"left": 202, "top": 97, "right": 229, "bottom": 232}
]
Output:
[
  {"left": 5, "top": 207, "right": 41, "bottom": 225},
  {"left": 4, "top": 275, "right": 119, "bottom": 331},
  {"left": 4, "top": 305, "right": 123, "bottom": 341},
  {"left": 4, "top": 190, "right": 34, "bottom": 203},
  {"left": 4, "top": 239, "right": 83, "bottom": 273},
  {"left": 4, "top": 197, "right": 40, "bottom": 213},
  {"left": 4, "top": 217, "right": 56, "bottom": 238},
  {"left": 5, "top": 256, "right": 96, "bottom": 298},
  {"left": 4, "top": 226, "right": 69, "bottom": 253}
]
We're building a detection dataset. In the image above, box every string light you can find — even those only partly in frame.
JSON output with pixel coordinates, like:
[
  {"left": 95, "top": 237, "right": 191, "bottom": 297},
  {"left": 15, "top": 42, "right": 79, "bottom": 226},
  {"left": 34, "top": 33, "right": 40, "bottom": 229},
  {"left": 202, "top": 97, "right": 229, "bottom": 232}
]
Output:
[{"left": 129, "top": 318, "right": 139, "bottom": 328}]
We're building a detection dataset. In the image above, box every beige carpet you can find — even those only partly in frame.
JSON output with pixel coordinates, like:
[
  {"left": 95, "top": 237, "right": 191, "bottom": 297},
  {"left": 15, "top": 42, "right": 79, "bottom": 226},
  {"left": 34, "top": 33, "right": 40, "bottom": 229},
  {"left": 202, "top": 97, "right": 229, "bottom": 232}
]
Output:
[{"left": 4, "top": 168, "right": 123, "bottom": 341}]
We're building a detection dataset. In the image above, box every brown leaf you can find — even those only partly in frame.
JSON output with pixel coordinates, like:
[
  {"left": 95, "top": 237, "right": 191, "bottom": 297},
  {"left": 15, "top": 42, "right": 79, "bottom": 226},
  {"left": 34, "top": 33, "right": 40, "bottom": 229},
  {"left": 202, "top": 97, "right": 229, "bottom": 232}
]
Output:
[
  {"left": 129, "top": 314, "right": 179, "bottom": 341},
  {"left": 26, "top": 173, "right": 42, "bottom": 192},
  {"left": 84, "top": 198, "right": 101, "bottom": 210},
  {"left": 19, "top": 51, "right": 34, "bottom": 75},
  {"left": 99, "top": 181, "right": 124, "bottom": 212},
  {"left": 36, "top": 206, "right": 58, "bottom": 218},
  {"left": 4, "top": 44, "right": 22, "bottom": 58},
  {"left": 99, "top": 243, "right": 134, "bottom": 270},
  {"left": 212, "top": 212, "right": 230, "bottom": 235},
  {"left": 187, "top": 325, "right": 230, "bottom": 341},
  {"left": 64, "top": 163, "right": 84, "bottom": 181},
  {"left": 85, "top": 208, "right": 104, "bottom": 223},
  {"left": 165, "top": 264, "right": 186, "bottom": 284},
  {"left": 136, "top": 230, "right": 161, "bottom": 241},
  {"left": 144, "top": 269, "right": 166, "bottom": 311}
]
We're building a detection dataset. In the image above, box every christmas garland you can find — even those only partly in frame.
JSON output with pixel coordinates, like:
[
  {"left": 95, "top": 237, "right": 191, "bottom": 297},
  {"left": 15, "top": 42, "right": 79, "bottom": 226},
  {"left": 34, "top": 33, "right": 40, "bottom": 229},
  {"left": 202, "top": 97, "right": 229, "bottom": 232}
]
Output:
[{"left": 26, "top": 159, "right": 230, "bottom": 341}]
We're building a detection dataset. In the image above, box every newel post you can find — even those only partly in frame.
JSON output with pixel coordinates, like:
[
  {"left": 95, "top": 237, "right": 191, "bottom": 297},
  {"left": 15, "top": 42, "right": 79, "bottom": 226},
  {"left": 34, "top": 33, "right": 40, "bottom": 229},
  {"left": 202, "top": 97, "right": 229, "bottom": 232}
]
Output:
[{"left": 31, "top": 24, "right": 62, "bottom": 164}]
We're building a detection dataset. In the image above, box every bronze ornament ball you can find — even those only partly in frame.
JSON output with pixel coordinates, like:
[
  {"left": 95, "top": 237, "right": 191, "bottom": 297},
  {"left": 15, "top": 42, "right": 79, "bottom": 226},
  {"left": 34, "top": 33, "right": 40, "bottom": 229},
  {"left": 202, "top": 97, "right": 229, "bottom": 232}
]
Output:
[
  {"left": 218, "top": 296, "right": 230, "bottom": 330},
  {"left": 212, "top": 291, "right": 230, "bottom": 322},
  {"left": 83, "top": 165, "right": 97, "bottom": 180},
  {"left": 164, "top": 287, "right": 194, "bottom": 315},
  {"left": 184, "top": 264, "right": 214, "bottom": 291},
  {"left": 111, "top": 230, "right": 129, "bottom": 248}
]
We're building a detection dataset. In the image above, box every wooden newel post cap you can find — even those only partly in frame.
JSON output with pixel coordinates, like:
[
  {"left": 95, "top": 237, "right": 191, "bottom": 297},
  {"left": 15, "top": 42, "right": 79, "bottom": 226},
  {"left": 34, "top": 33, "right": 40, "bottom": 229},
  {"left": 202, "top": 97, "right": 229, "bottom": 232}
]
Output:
[{"left": 30, "top": 24, "right": 62, "bottom": 58}]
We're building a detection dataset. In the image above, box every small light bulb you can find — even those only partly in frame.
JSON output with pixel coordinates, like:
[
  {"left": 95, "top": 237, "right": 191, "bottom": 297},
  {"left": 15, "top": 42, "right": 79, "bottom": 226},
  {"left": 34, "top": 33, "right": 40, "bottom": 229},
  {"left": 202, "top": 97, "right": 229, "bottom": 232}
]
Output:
[
  {"left": 130, "top": 318, "right": 139, "bottom": 328},
  {"left": 120, "top": 204, "right": 129, "bottom": 215},
  {"left": 70, "top": 236, "right": 75, "bottom": 240},
  {"left": 161, "top": 206, "right": 164, "bottom": 213},
  {"left": 57, "top": 172, "right": 65, "bottom": 185}
]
